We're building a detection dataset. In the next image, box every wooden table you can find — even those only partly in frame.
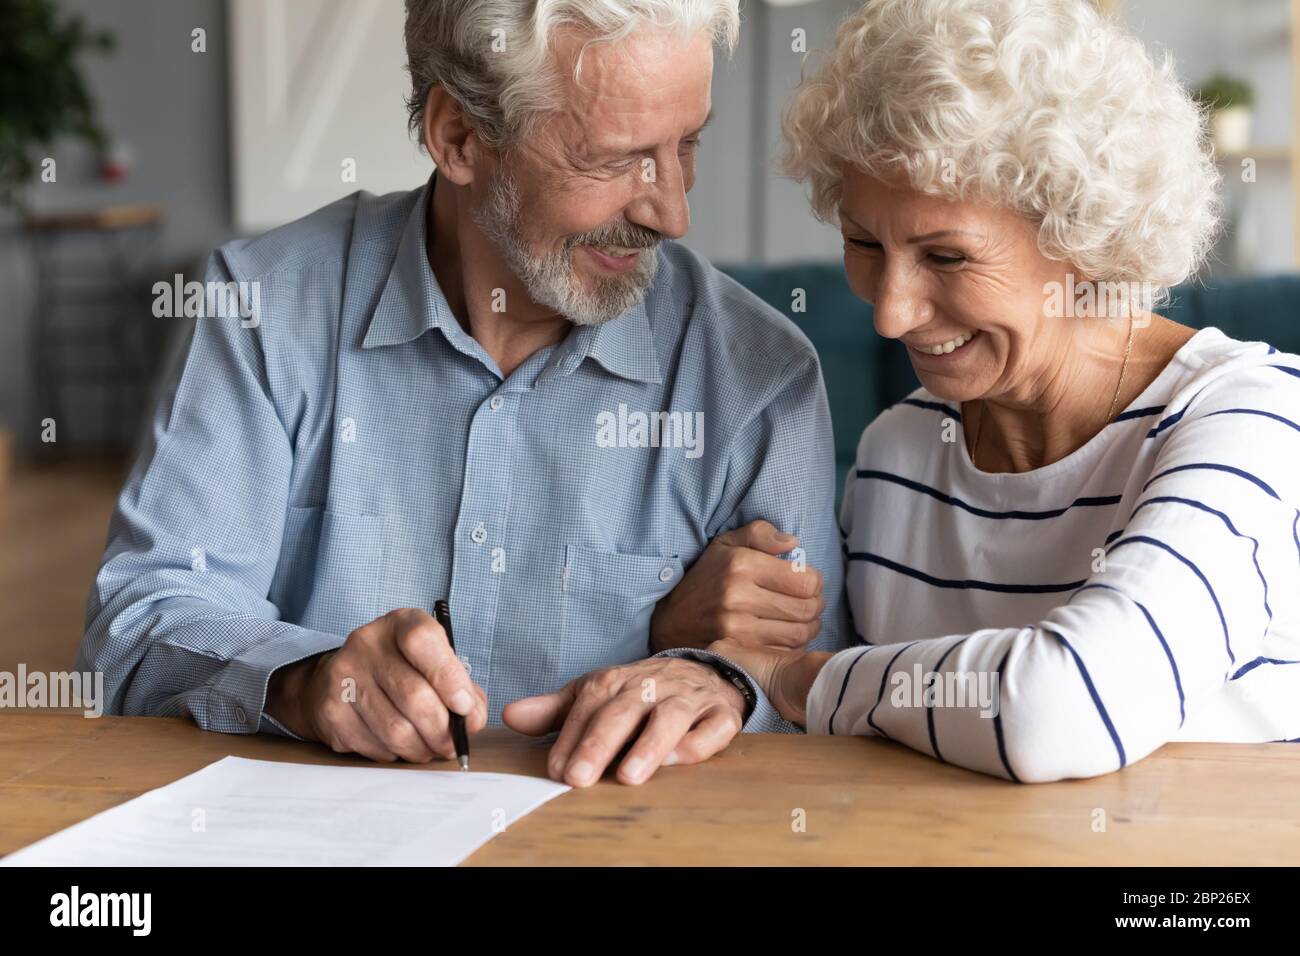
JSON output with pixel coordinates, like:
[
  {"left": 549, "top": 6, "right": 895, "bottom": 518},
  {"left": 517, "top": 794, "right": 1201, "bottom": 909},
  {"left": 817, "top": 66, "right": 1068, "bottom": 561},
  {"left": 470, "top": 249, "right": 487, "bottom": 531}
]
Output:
[{"left": 2, "top": 713, "right": 1298, "bottom": 865}]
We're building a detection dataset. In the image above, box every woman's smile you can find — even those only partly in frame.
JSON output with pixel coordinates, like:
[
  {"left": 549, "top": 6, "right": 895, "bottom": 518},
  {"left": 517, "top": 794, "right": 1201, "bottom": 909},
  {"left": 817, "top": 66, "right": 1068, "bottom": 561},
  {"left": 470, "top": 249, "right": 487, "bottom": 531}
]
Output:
[{"left": 907, "top": 327, "right": 981, "bottom": 360}]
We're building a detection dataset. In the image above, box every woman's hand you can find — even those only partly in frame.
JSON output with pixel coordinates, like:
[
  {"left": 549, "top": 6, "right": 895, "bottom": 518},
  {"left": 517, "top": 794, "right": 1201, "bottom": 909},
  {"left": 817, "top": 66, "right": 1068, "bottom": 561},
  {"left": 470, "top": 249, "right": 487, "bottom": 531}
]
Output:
[
  {"left": 708, "top": 639, "right": 834, "bottom": 727},
  {"left": 649, "top": 520, "right": 825, "bottom": 654}
]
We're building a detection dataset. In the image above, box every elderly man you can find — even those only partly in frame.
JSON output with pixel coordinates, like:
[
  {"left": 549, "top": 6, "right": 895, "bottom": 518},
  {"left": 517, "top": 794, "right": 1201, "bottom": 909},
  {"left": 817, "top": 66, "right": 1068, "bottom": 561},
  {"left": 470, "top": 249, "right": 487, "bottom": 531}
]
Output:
[{"left": 78, "top": 0, "right": 849, "bottom": 787}]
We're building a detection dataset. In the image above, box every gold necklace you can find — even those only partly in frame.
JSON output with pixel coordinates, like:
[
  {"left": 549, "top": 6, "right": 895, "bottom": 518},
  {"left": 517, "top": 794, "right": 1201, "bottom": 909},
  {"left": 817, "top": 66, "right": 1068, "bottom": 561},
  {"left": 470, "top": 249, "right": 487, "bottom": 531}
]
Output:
[{"left": 970, "top": 316, "right": 1136, "bottom": 469}]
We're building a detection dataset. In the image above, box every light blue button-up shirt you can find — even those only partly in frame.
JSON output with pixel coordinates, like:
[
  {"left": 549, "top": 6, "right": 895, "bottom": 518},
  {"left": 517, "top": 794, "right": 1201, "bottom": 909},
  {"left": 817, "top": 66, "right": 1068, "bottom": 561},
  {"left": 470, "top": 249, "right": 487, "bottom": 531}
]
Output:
[{"left": 78, "top": 174, "right": 850, "bottom": 737}]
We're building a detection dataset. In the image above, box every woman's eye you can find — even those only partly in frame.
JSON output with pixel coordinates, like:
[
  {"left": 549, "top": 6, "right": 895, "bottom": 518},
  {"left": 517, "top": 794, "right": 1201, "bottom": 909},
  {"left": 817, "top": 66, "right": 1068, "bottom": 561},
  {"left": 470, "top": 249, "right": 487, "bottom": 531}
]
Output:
[
  {"left": 930, "top": 252, "right": 966, "bottom": 266},
  {"left": 846, "top": 238, "right": 881, "bottom": 250}
]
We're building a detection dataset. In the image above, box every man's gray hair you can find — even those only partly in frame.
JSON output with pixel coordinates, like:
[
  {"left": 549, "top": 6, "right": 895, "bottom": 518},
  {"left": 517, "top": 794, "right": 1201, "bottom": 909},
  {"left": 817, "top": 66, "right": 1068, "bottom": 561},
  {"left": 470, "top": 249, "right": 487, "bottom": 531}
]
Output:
[{"left": 404, "top": 0, "right": 740, "bottom": 149}]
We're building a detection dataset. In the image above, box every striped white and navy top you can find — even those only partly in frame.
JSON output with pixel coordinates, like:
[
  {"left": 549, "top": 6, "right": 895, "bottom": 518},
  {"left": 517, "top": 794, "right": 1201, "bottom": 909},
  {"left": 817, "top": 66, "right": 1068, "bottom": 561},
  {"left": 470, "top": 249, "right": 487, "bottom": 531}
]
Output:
[{"left": 808, "top": 327, "right": 1300, "bottom": 782}]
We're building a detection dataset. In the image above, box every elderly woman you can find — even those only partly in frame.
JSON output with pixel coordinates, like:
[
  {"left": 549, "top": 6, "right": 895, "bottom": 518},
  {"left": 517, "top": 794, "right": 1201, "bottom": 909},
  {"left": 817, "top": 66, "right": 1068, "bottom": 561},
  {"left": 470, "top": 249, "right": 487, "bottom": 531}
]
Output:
[{"left": 710, "top": 0, "right": 1300, "bottom": 781}]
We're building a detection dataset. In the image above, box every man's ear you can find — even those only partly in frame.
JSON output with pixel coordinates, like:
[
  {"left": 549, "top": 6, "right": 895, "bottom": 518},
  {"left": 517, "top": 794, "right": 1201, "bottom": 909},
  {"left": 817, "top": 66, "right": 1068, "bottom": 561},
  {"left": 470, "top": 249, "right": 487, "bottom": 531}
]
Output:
[{"left": 421, "top": 86, "right": 482, "bottom": 186}]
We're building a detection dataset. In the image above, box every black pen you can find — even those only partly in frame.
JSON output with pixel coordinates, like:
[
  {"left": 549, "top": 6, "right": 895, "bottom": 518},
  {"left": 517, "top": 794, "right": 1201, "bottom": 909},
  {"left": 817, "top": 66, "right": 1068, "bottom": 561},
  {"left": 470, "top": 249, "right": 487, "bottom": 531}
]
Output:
[{"left": 433, "top": 599, "right": 470, "bottom": 771}]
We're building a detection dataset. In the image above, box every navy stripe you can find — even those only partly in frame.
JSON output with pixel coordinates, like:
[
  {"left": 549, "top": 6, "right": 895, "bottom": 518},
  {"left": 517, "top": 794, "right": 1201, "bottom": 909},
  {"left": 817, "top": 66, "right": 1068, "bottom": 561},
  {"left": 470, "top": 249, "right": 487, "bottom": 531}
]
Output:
[
  {"left": 866, "top": 642, "right": 921, "bottom": 739},
  {"left": 1143, "top": 462, "right": 1279, "bottom": 500},
  {"left": 1202, "top": 407, "right": 1300, "bottom": 435},
  {"left": 856, "top": 469, "right": 1121, "bottom": 520},
  {"left": 1293, "top": 513, "right": 1300, "bottom": 568},
  {"left": 1044, "top": 626, "right": 1127, "bottom": 769},
  {"left": 1231, "top": 657, "right": 1300, "bottom": 680},
  {"left": 1267, "top": 345, "right": 1278, "bottom": 355},
  {"left": 926, "top": 637, "right": 967, "bottom": 762},
  {"left": 1108, "top": 535, "right": 1234, "bottom": 666},
  {"left": 1104, "top": 528, "right": 1122, "bottom": 545},
  {"left": 1269, "top": 364, "right": 1300, "bottom": 380},
  {"left": 899, "top": 398, "right": 961, "bottom": 420},
  {"left": 1112, "top": 404, "right": 1166, "bottom": 423},
  {"left": 1072, "top": 583, "right": 1186, "bottom": 726},
  {"left": 1146, "top": 407, "right": 1187, "bottom": 438},
  {"left": 991, "top": 649, "right": 1021, "bottom": 783},
  {"left": 1144, "top": 381, "right": 1222, "bottom": 439},
  {"left": 848, "top": 551, "right": 1086, "bottom": 593},
  {"left": 827, "top": 646, "right": 872, "bottom": 735},
  {"left": 1125, "top": 496, "right": 1271, "bottom": 631}
]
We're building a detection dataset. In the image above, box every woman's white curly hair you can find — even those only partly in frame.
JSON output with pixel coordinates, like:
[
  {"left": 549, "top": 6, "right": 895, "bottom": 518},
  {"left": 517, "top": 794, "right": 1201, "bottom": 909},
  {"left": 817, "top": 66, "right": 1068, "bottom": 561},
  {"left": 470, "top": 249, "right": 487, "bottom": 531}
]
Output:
[{"left": 781, "top": 0, "right": 1222, "bottom": 308}]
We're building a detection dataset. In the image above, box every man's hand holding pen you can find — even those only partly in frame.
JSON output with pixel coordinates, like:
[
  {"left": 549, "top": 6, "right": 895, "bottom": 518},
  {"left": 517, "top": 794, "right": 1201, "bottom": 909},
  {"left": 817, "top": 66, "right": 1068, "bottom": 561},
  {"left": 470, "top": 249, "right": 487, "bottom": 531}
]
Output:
[{"left": 265, "top": 607, "right": 488, "bottom": 763}]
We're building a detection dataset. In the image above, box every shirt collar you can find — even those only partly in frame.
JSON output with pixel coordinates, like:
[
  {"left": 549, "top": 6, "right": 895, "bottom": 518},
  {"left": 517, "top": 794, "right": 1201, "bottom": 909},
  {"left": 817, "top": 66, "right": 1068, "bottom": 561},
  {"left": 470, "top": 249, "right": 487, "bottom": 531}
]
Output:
[
  {"left": 362, "top": 172, "right": 662, "bottom": 385},
  {"left": 361, "top": 174, "right": 456, "bottom": 351},
  {"left": 557, "top": 292, "right": 663, "bottom": 385}
]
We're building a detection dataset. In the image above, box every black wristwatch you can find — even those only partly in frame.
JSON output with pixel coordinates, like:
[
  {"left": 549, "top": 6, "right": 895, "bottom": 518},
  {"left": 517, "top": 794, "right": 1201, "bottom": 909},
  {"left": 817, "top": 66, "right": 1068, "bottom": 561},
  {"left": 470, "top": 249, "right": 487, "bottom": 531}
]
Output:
[{"left": 706, "top": 658, "right": 757, "bottom": 723}]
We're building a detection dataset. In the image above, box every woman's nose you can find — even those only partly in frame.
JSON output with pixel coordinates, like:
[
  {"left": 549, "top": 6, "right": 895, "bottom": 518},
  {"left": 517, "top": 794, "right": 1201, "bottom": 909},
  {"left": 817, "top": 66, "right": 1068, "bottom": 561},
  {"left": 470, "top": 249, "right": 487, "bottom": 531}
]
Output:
[{"left": 872, "top": 271, "right": 933, "bottom": 340}]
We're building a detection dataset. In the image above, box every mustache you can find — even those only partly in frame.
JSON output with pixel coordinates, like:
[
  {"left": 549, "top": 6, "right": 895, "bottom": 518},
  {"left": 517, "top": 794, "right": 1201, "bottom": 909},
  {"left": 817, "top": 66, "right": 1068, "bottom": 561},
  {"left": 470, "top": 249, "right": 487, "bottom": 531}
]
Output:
[{"left": 566, "top": 221, "right": 662, "bottom": 250}]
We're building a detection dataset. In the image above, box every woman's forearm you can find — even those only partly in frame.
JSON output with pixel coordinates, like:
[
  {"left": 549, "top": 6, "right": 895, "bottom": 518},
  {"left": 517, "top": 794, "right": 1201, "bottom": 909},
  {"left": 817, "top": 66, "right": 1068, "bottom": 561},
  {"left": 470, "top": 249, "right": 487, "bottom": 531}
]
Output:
[{"left": 779, "top": 650, "right": 834, "bottom": 726}]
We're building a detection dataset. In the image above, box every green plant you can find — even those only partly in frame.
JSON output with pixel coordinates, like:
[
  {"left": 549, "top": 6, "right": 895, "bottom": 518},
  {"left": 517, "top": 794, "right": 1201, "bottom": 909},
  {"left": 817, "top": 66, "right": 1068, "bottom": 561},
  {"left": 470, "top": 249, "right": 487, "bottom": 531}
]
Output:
[
  {"left": 0, "top": 0, "right": 115, "bottom": 209},
  {"left": 1192, "top": 73, "right": 1256, "bottom": 112}
]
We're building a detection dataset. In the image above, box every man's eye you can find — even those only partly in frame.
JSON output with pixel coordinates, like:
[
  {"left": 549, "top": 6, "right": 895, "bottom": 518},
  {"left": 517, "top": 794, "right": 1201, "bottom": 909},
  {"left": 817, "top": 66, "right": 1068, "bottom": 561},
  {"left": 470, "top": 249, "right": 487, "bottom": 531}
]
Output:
[
  {"left": 680, "top": 138, "right": 702, "bottom": 151},
  {"left": 930, "top": 253, "right": 966, "bottom": 266},
  {"left": 846, "top": 238, "right": 881, "bottom": 250}
]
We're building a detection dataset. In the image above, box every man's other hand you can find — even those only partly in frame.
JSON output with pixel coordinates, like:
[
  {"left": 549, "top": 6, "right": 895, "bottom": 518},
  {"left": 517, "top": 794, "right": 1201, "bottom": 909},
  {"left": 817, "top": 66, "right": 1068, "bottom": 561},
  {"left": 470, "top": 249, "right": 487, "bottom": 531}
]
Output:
[{"left": 502, "top": 657, "right": 745, "bottom": 786}]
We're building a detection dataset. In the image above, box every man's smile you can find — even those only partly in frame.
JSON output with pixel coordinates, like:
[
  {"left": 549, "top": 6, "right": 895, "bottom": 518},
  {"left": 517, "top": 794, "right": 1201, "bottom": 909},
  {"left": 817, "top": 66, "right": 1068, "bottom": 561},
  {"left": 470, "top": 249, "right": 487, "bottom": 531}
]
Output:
[{"left": 582, "top": 245, "right": 644, "bottom": 272}]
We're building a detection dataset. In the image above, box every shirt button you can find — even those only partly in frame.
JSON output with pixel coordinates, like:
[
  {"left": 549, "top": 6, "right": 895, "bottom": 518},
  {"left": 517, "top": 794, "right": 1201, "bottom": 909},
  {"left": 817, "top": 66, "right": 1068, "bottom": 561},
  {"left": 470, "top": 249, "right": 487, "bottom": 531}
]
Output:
[
  {"left": 235, "top": 705, "right": 247, "bottom": 724},
  {"left": 489, "top": 395, "right": 504, "bottom": 411},
  {"left": 658, "top": 566, "right": 675, "bottom": 583},
  {"left": 471, "top": 522, "right": 487, "bottom": 545}
]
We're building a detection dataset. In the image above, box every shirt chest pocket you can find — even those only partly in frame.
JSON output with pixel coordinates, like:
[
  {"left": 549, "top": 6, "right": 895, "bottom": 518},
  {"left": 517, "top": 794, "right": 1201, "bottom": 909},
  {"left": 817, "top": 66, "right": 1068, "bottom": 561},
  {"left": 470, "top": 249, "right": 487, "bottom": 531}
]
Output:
[
  {"left": 559, "top": 545, "right": 683, "bottom": 684},
  {"left": 271, "top": 506, "right": 385, "bottom": 637}
]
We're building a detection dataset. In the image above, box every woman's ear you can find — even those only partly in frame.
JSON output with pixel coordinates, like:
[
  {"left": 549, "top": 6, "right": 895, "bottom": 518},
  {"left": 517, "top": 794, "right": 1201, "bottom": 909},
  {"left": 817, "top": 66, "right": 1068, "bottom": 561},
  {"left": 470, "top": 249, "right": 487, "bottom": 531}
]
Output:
[{"left": 422, "top": 86, "right": 480, "bottom": 186}]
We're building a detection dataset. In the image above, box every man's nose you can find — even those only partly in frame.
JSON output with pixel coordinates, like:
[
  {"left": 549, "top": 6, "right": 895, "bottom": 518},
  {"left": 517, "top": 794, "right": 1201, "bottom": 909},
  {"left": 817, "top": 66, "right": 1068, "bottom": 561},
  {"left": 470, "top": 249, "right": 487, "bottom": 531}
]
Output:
[{"left": 625, "top": 156, "right": 691, "bottom": 241}]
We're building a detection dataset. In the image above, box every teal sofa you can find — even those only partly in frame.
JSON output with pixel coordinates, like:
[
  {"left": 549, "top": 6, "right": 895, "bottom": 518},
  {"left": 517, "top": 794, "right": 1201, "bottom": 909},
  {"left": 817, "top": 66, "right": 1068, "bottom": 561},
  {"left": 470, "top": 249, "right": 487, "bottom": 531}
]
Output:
[{"left": 719, "top": 263, "right": 1300, "bottom": 485}]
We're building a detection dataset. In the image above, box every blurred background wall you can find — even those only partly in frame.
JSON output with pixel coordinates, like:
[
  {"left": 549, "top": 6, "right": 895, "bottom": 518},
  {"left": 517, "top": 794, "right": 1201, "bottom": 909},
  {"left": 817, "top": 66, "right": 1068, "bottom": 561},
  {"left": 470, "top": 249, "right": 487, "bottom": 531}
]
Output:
[{"left": 1, "top": 0, "right": 1296, "bottom": 459}]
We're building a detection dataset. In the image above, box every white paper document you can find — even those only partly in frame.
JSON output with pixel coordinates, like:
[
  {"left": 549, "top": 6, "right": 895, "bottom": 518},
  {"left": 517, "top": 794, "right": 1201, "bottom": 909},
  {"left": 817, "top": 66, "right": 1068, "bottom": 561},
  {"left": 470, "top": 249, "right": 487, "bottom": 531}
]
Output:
[{"left": 2, "top": 756, "right": 570, "bottom": 866}]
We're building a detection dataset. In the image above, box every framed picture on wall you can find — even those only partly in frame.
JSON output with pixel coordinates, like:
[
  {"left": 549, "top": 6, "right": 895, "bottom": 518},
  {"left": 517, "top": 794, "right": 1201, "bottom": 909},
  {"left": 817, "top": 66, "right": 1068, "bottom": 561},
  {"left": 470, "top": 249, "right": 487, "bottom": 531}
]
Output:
[{"left": 227, "top": 0, "right": 430, "bottom": 233}]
